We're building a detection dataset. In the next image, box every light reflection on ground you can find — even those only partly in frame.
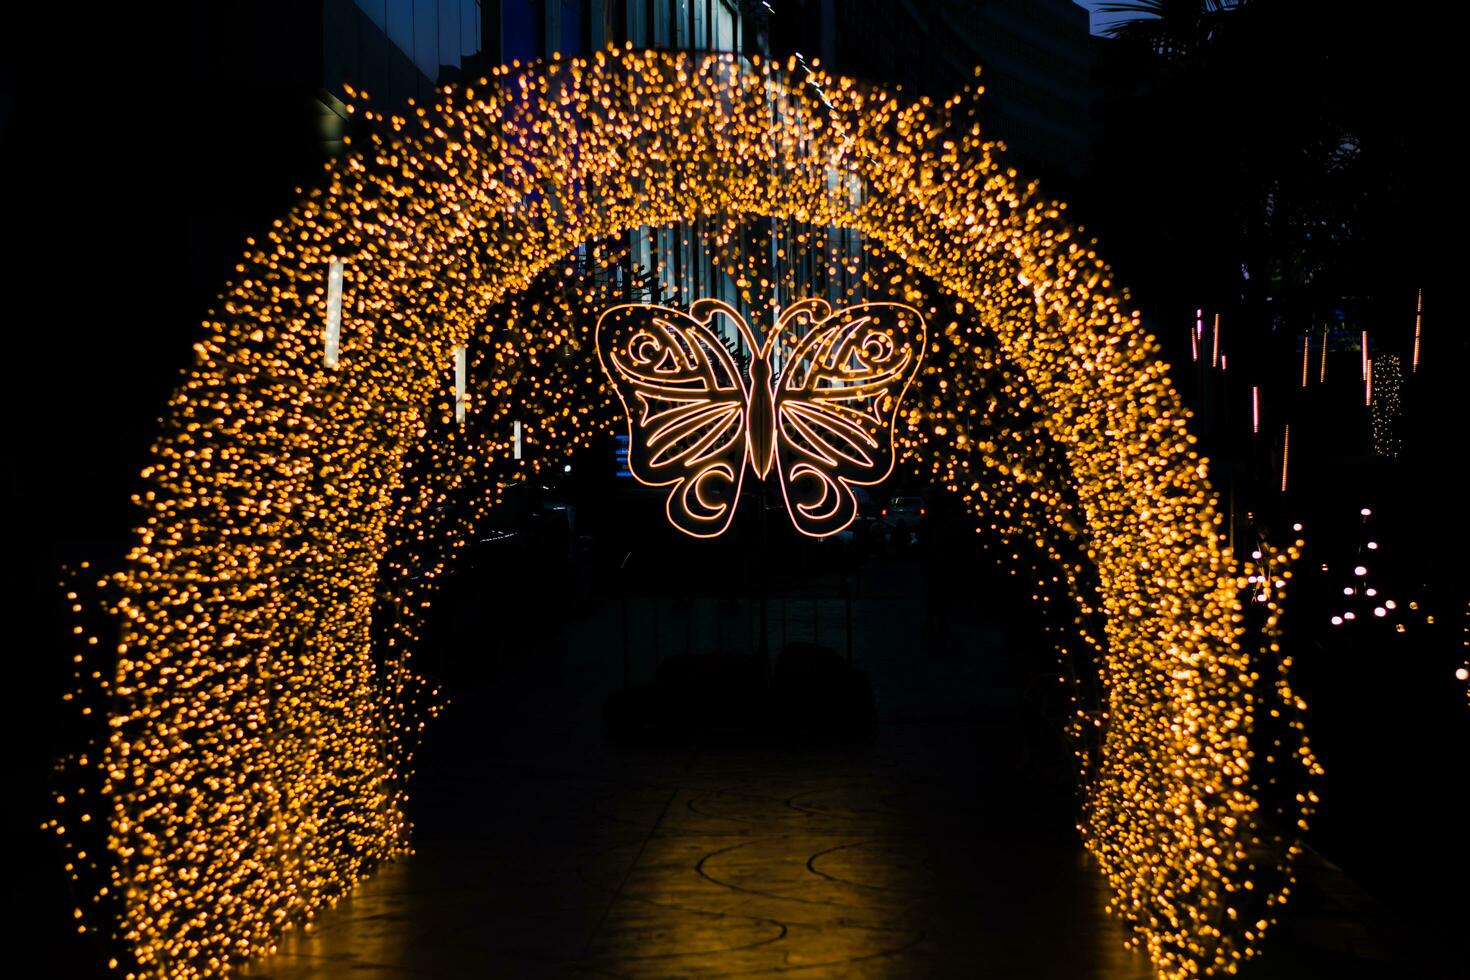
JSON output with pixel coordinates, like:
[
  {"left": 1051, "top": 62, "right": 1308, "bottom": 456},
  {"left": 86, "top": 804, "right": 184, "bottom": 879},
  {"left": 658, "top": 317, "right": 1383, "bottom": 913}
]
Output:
[{"left": 243, "top": 556, "right": 1416, "bottom": 978}]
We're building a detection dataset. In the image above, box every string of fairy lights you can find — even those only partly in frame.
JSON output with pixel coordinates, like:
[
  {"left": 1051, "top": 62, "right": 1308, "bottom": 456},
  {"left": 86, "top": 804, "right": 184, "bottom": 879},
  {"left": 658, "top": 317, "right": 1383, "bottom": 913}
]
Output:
[
  {"left": 1460, "top": 602, "right": 1470, "bottom": 706},
  {"left": 1185, "top": 295, "right": 1462, "bottom": 708},
  {"left": 50, "top": 50, "right": 1317, "bottom": 979}
]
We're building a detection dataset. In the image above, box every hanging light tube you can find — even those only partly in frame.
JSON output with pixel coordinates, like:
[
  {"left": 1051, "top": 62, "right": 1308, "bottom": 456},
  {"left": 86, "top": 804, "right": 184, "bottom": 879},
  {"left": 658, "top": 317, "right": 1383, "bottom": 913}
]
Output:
[
  {"left": 1412, "top": 288, "right": 1422, "bottom": 372},
  {"left": 324, "top": 258, "right": 343, "bottom": 368},
  {"left": 1281, "top": 424, "right": 1290, "bottom": 493},
  {"left": 453, "top": 345, "right": 467, "bottom": 424}
]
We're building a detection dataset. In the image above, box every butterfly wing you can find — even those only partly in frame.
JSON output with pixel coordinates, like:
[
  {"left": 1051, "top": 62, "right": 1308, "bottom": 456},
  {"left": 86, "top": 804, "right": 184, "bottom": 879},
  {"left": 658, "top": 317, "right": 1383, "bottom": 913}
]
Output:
[
  {"left": 596, "top": 301, "right": 751, "bottom": 538},
  {"left": 772, "top": 302, "right": 927, "bottom": 537}
]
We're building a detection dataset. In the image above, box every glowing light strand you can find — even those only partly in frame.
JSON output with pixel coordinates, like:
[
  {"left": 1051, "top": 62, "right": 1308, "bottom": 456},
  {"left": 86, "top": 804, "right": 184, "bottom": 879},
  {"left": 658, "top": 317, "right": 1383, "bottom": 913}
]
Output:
[
  {"left": 595, "top": 298, "right": 925, "bottom": 538},
  {"left": 46, "top": 51, "right": 1316, "bottom": 980},
  {"left": 324, "top": 257, "right": 343, "bottom": 367},
  {"left": 1281, "top": 423, "right": 1289, "bottom": 493},
  {"left": 1412, "top": 288, "right": 1422, "bottom": 373}
]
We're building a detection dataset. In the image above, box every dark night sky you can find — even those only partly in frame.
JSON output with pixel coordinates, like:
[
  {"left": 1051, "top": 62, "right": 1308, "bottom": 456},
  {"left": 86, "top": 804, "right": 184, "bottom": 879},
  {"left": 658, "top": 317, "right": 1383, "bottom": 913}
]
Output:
[{"left": 3, "top": 11, "right": 272, "bottom": 970}]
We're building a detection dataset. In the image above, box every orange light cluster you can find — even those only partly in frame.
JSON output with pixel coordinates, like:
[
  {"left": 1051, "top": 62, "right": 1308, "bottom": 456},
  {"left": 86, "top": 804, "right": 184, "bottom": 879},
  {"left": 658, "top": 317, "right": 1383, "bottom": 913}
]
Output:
[{"left": 50, "top": 50, "right": 1315, "bottom": 979}]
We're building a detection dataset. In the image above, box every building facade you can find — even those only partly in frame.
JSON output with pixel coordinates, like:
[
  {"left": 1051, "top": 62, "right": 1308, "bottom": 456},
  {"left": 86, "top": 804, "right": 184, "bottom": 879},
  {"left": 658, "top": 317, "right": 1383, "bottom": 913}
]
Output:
[{"left": 769, "top": 0, "right": 1096, "bottom": 185}]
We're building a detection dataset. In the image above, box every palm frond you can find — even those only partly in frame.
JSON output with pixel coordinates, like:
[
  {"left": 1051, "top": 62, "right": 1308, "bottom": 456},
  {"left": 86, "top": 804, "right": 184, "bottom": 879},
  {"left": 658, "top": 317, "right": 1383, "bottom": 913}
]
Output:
[{"left": 1097, "top": 0, "right": 1248, "bottom": 59}]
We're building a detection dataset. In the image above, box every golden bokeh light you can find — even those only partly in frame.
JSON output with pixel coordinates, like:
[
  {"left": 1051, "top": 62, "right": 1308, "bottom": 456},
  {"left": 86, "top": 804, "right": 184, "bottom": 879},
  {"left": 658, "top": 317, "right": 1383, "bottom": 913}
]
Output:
[{"left": 50, "top": 50, "right": 1316, "bottom": 979}]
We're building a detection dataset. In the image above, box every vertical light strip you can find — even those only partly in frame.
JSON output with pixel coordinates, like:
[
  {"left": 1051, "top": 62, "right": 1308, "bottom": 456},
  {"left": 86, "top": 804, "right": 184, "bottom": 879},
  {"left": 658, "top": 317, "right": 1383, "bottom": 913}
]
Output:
[
  {"left": 1227, "top": 481, "right": 1235, "bottom": 553},
  {"left": 1361, "top": 329, "right": 1369, "bottom": 381},
  {"left": 1364, "top": 357, "right": 1373, "bottom": 406},
  {"left": 1281, "top": 424, "right": 1290, "bottom": 493},
  {"left": 1319, "top": 325, "right": 1328, "bottom": 383},
  {"left": 1211, "top": 313, "right": 1220, "bottom": 368},
  {"left": 513, "top": 420, "right": 523, "bottom": 460},
  {"left": 1191, "top": 308, "right": 1202, "bottom": 361},
  {"left": 1301, "top": 333, "right": 1310, "bottom": 387},
  {"left": 453, "top": 345, "right": 466, "bottom": 424},
  {"left": 1412, "top": 288, "right": 1422, "bottom": 373},
  {"left": 324, "top": 258, "right": 343, "bottom": 368},
  {"left": 1252, "top": 386, "right": 1260, "bottom": 434}
]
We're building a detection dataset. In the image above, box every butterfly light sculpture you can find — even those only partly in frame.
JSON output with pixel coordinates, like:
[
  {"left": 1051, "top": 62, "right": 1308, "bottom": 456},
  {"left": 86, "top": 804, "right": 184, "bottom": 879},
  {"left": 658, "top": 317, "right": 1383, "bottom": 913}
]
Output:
[{"left": 595, "top": 298, "right": 926, "bottom": 538}]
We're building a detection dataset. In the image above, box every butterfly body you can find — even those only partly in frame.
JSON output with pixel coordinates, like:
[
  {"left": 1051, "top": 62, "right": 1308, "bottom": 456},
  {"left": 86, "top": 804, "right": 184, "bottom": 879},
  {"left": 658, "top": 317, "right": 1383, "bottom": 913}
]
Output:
[
  {"left": 596, "top": 298, "right": 925, "bottom": 539},
  {"left": 745, "top": 345, "right": 777, "bottom": 478}
]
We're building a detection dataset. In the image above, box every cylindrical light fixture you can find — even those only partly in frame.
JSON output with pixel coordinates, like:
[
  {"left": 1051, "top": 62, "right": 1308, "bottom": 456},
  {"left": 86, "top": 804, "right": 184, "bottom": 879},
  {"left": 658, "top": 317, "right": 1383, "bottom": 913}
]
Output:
[
  {"left": 453, "top": 345, "right": 467, "bottom": 424},
  {"left": 324, "top": 258, "right": 343, "bottom": 368}
]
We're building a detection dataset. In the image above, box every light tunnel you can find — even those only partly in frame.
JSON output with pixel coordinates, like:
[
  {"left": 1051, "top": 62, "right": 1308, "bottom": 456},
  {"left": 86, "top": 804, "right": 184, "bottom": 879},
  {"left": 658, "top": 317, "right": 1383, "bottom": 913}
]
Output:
[{"left": 53, "top": 50, "right": 1316, "bottom": 980}]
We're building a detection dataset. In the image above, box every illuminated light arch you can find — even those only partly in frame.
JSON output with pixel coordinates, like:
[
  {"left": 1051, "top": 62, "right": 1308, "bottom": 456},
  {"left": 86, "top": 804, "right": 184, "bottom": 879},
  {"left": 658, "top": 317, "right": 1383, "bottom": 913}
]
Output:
[{"left": 52, "top": 51, "right": 1317, "bottom": 979}]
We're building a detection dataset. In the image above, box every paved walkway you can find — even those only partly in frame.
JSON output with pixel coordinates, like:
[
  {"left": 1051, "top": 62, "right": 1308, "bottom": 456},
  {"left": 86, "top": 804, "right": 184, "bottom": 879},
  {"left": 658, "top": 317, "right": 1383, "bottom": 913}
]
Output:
[
  {"left": 243, "top": 558, "right": 1441, "bottom": 979},
  {"left": 245, "top": 717, "right": 1153, "bottom": 979}
]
